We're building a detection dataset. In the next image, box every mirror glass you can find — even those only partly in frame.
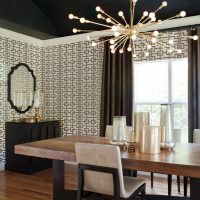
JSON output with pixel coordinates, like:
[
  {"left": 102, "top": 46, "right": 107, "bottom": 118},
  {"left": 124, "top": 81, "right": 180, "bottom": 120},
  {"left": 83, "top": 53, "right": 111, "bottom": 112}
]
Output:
[{"left": 8, "top": 63, "right": 36, "bottom": 113}]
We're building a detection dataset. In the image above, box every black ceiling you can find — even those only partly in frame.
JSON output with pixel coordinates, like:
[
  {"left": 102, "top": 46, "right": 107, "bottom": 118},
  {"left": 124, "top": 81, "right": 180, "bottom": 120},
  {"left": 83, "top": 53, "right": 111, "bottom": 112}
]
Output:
[{"left": 0, "top": 0, "right": 200, "bottom": 39}]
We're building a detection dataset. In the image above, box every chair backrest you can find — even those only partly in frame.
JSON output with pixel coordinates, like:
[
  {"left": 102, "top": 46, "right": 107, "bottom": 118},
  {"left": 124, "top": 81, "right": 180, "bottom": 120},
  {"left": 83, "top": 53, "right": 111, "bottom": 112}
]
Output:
[
  {"left": 75, "top": 143, "right": 125, "bottom": 196},
  {"left": 193, "top": 129, "right": 200, "bottom": 143},
  {"left": 105, "top": 125, "right": 132, "bottom": 141}
]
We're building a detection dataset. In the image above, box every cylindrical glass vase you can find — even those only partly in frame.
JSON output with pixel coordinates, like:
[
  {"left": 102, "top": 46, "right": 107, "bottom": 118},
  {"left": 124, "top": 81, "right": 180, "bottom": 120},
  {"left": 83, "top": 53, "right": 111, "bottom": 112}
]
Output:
[
  {"left": 111, "top": 116, "right": 127, "bottom": 145},
  {"left": 134, "top": 112, "right": 150, "bottom": 143},
  {"left": 160, "top": 104, "right": 176, "bottom": 149},
  {"left": 139, "top": 126, "right": 161, "bottom": 154}
]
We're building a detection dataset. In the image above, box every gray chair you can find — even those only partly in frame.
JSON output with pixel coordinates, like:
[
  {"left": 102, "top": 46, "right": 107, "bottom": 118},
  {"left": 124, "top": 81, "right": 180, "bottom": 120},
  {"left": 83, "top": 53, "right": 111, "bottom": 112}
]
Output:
[{"left": 75, "top": 143, "right": 146, "bottom": 200}]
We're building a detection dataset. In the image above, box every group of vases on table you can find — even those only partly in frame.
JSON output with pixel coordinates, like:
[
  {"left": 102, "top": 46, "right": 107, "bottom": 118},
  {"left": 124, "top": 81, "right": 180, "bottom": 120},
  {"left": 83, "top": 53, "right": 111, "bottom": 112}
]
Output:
[{"left": 111, "top": 104, "right": 177, "bottom": 154}]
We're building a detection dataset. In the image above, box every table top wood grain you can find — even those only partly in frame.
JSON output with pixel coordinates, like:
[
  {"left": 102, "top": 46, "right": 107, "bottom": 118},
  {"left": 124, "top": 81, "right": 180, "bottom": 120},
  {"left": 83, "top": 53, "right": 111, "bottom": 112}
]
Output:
[{"left": 15, "top": 135, "right": 200, "bottom": 178}]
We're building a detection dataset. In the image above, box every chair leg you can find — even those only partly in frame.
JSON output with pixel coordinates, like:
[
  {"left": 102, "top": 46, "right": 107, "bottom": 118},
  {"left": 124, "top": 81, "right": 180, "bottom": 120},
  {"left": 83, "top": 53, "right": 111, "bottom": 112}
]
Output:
[
  {"left": 184, "top": 176, "right": 188, "bottom": 197},
  {"left": 128, "top": 170, "right": 137, "bottom": 177},
  {"left": 140, "top": 187, "right": 146, "bottom": 200},
  {"left": 177, "top": 175, "right": 180, "bottom": 193},
  {"left": 77, "top": 166, "right": 84, "bottom": 200},
  {"left": 151, "top": 172, "right": 154, "bottom": 188},
  {"left": 168, "top": 174, "right": 172, "bottom": 196}
]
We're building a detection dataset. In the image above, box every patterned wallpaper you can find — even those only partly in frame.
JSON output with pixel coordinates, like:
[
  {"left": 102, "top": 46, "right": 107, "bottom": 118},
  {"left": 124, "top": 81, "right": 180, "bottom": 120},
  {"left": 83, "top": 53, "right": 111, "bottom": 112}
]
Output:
[
  {"left": 0, "top": 29, "right": 187, "bottom": 166},
  {"left": 42, "top": 42, "right": 104, "bottom": 136},
  {"left": 134, "top": 30, "right": 188, "bottom": 61},
  {"left": 0, "top": 37, "right": 42, "bottom": 166}
]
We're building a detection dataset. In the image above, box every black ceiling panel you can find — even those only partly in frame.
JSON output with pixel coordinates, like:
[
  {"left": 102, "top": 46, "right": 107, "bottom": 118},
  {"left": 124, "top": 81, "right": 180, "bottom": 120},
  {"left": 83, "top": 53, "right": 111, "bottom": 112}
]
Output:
[{"left": 0, "top": 0, "right": 200, "bottom": 39}]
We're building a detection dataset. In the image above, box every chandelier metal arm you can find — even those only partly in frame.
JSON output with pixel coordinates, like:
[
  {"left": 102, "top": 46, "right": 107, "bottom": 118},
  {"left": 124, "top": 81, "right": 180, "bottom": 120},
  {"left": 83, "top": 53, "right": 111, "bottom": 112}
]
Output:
[
  {"left": 114, "top": 36, "right": 129, "bottom": 51},
  {"left": 69, "top": 0, "right": 198, "bottom": 57}
]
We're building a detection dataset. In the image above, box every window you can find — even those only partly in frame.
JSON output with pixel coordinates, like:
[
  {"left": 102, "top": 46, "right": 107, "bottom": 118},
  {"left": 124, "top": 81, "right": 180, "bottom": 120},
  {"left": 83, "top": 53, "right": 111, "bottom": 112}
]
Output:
[{"left": 134, "top": 58, "right": 188, "bottom": 142}]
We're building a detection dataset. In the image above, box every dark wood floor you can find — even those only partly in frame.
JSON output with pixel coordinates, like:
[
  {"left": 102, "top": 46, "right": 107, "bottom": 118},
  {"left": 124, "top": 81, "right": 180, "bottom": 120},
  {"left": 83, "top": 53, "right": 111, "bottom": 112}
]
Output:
[{"left": 0, "top": 164, "right": 189, "bottom": 200}]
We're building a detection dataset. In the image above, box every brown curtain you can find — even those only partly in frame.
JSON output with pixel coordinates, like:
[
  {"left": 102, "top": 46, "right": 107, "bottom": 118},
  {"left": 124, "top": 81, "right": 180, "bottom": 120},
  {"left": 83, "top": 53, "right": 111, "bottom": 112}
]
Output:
[
  {"left": 100, "top": 41, "right": 133, "bottom": 136},
  {"left": 188, "top": 27, "right": 200, "bottom": 142}
]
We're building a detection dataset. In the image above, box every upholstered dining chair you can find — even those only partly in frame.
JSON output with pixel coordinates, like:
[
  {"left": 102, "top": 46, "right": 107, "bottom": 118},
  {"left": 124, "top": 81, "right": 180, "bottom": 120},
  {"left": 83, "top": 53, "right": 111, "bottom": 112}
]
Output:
[
  {"left": 75, "top": 143, "right": 146, "bottom": 200},
  {"left": 106, "top": 125, "right": 187, "bottom": 196},
  {"left": 105, "top": 125, "right": 137, "bottom": 177}
]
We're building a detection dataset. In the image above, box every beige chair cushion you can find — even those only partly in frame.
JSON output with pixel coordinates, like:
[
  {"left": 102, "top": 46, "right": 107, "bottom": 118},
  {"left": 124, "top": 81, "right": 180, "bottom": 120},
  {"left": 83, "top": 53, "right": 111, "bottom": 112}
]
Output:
[
  {"left": 193, "top": 129, "right": 200, "bottom": 143},
  {"left": 75, "top": 143, "right": 145, "bottom": 198},
  {"left": 123, "top": 176, "right": 145, "bottom": 198}
]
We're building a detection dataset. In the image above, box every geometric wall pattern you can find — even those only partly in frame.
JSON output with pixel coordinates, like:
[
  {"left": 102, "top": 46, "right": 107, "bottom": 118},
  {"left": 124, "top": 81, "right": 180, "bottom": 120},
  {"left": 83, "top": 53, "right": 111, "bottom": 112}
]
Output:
[
  {"left": 42, "top": 41, "right": 104, "bottom": 136},
  {"left": 134, "top": 30, "right": 188, "bottom": 61},
  {"left": 0, "top": 36, "right": 42, "bottom": 165},
  {"left": 0, "top": 29, "right": 187, "bottom": 166}
]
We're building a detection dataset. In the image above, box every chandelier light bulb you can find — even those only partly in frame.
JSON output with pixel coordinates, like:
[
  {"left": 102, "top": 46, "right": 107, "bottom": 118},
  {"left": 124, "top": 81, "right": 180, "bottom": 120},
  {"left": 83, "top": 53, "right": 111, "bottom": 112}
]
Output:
[
  {"left": 151, "top": 37, "right": 157, "bottom": 43},
  {"left": 177, "top": 49, "right": 182, "bottom": 54},
  {"left": 69, "top": 14, "right": 74, "bottom": 19},
  {"left": 110, "top": 45, "right": 115, "bottom": 49},
  {"left": 168, "top": 48, "right": 173, "bottom": 53},
  {"left": 168, "top": 39, "right": 174, "bottom": 45},
  {"left": 143, "top": 11, "right": 148, "bottom": 17},
  {"left": 127, "top": 46, "right": 132, "bottom": 51},
  {"left": 149, "top": 12, "right": 155, "bottom": 19},
  {"left": 106, "top": 18, "right": 111, "bottom": 23},
  {"left": 86, "top": 36, "right": 91, "bottom": 41},
  {"left": 97, "top": 14, "right": 102, "bottom": 19},
  {"left": 112, "top": 25, "right": 118, "bottom": 32},
  {"left": 118, "top": 11, "right": 124, "bottom": 17},
  {"left": 96, "top": 6, "right": 101, "bottom": 12},
  {"left": 147, "top": 44, "right": 152, "bottom": 49},
  {"left": 133, "top": 53, "right": 137, "bottom": 58},
  {"left": 153, "top": 31, "right": 159, "bottom": 37},
  {"left": 145, "top": 52, "right": 149, "bottom": 57},
  {"left": 80, "top": 17, "right": 86, "bottom": 23},
  {"left": 72, "top": 28, "right": 78, "bottom": 33},
  {"left": 193, "top": 35, "right": 198, "bottom": 40},
  {"left": 151, "top": 17, "right": 156, "bottom": 22},
  {"left": 131, "top": 34, "right": 137, "bottom": 40},
  {"left": 110, "top": 39, "right": 115, "bottom": 44},
  {"left": 162, "top": 1, "right": 168, "bottom": 7},
  {"left": 92, "top": 42, "right": 97, "bottom": 47},
  {"left": 114, "top": 31, "right": 120, "bottom": 37},
  {"left": 111, "top": 49, "right": 115, "bottom": 54},
  {"left": 180, "top": 11, "right": 186, "bottom": 17},
  {"left": 119, "top": 49, "right": 123, "bottom": 53}
]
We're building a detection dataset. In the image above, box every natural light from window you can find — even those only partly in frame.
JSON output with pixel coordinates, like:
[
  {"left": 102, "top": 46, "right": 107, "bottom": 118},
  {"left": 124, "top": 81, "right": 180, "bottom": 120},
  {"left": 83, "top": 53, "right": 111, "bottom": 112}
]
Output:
[{"left": 134, "top": 58, "right": 188, "bottom": 142}]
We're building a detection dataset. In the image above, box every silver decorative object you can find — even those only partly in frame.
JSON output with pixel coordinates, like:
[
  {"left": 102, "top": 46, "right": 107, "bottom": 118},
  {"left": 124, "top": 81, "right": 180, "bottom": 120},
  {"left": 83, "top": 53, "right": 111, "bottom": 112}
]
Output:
[
  {"left": 160, "top": 104, "right": 176, "bottom": 150},
  {"left": 134, "top": 112, "right": 150, "bottom": 143},
  {"left": 110, "top": 116, "right": 127, "bottom": 145},
  {"left": 139, "top": 126, "right": 161, "bottom": 154}
]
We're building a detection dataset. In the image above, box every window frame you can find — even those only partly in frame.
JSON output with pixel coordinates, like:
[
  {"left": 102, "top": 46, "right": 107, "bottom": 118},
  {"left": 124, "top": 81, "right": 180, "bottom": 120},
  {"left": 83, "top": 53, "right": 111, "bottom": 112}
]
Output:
[{"left": 134, "top": 58, "right": 188, "bottom": 134}]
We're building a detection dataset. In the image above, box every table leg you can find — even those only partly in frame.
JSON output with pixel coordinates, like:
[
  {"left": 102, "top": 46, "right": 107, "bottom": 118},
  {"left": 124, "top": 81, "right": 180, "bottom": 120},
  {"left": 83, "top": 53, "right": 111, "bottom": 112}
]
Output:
[
  {"left": 53, "top": 160, "right": 76, "bottom": 200},
  {"left": 190, "top": 177, "right": 200, "bottom": 200}
]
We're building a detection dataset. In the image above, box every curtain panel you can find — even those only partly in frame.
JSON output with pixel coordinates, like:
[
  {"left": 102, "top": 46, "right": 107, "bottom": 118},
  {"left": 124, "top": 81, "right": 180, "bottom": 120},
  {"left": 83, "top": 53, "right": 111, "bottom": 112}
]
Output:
[
  {"left": 100, "top": 40, "right": 133, "bottom": 136},
  {"left": 188, "top": 27, "right": 200, "bottom": 142}
]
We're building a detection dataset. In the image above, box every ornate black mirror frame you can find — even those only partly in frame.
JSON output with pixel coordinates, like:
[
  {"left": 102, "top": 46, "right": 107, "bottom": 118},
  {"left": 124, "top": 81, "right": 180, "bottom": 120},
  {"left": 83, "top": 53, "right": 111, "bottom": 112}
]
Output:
[{"left": 7, "top": 63, "right": 36, "bottom": 114}]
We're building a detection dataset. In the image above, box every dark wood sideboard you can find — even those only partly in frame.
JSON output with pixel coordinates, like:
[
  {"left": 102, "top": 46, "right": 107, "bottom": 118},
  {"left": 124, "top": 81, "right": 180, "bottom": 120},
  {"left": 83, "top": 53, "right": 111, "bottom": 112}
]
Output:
[{"left": 5, "top": 120, "right": 60, "bottom": 174}]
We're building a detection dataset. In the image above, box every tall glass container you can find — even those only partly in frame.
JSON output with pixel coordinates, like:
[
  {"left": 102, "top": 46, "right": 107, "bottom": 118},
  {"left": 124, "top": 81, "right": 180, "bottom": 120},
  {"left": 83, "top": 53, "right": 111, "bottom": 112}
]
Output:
[
  {"left": 134, "top": 112, "right": 150, "bottom": 143},
  {"left": 160, "top": 104, "right": 175, "bottom": 149},
  {"left": 111, "top": 116, "right": 127, "bottom": 145}
]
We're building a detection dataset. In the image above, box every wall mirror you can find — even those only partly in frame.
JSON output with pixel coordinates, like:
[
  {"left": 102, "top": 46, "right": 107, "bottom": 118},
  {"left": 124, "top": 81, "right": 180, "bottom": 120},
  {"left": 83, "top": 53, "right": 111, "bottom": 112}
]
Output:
[{"left": 8, "top": 63, "right": 36, "bottom": 113}]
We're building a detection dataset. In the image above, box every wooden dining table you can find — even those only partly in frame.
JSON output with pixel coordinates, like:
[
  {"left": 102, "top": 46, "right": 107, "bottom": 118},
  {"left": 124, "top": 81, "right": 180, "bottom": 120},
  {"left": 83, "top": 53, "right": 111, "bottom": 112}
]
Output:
[{"left": 15, "top": 135, "right": 200, "bottom": 200}]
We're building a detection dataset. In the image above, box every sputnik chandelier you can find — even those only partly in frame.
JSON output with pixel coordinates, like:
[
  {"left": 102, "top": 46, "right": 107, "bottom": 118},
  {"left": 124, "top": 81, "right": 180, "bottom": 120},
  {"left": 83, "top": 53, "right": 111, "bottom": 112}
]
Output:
[{"left": 68, "top": 0, "right": 198, "bottom": 57}]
